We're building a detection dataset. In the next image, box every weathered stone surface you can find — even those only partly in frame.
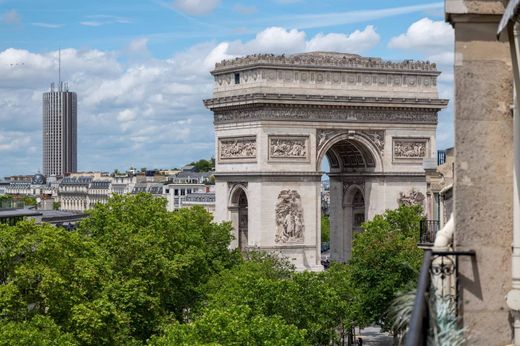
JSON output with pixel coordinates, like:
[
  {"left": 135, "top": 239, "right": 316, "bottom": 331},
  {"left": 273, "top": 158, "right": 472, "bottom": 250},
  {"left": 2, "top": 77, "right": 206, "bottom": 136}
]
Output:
[{"left": 448, "top": 4, "right": 514, "bottom": 343}]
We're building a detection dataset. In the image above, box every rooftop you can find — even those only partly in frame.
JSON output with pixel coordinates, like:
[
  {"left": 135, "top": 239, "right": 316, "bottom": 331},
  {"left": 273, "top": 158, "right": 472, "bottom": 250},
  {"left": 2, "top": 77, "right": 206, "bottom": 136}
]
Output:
[{"left": 212, "top": 52, "right": 439, "bottom": 74}]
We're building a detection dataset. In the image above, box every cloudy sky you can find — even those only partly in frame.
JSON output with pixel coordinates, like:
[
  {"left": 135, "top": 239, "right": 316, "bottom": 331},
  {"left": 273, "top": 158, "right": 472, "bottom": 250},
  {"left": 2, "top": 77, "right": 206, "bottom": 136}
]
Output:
[{"left": 0, "top": 0, "right": 454, "bottom": 176}]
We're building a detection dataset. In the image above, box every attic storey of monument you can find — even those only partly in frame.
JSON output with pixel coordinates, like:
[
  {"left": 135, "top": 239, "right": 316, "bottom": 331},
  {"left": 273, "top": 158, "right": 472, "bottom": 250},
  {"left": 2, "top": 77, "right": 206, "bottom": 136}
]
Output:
[{"left": 204, "top": 52, "right": 448, "bottom": 271}]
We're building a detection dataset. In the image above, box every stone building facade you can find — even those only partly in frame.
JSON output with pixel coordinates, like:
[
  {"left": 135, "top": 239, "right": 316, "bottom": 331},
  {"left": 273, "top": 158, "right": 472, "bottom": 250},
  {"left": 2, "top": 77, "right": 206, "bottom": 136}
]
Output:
[
  {"left": 205, "top": 52, "right": 447, "bottom": 270},
  {"left": 445, "top": 0, "right": 514, "bottom": 344}
]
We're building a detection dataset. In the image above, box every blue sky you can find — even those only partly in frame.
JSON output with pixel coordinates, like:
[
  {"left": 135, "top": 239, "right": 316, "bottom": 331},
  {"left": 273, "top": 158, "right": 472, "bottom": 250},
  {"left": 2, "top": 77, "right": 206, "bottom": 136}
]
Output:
[{"left": 0, "top": 0, "right": 454, "bottom": 176}]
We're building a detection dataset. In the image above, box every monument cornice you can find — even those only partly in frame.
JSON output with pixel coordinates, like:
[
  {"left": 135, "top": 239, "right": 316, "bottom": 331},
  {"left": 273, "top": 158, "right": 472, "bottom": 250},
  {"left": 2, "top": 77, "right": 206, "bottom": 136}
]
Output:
[
  {"left": 204, "top": 93, "right": 449, "bottom": 110},
  {"left": 211, "top": 63, "right": 442, "bottom": 77}
]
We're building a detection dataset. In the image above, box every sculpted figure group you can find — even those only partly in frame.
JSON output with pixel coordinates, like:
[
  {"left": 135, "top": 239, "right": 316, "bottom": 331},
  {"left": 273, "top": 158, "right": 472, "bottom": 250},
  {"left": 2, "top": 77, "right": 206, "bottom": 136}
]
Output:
[
  {"left": 275, "top": 189, "right": 305, "bottom": 243},
  {"left": 220, "top": 139, "right": 256, "bottom": 159}
]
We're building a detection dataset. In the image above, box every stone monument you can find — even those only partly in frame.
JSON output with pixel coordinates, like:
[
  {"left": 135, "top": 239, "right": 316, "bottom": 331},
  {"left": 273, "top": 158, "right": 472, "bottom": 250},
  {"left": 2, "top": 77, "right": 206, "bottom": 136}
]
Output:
[{"left": 204, "top": 52, "right": 448, "bottom": 270}]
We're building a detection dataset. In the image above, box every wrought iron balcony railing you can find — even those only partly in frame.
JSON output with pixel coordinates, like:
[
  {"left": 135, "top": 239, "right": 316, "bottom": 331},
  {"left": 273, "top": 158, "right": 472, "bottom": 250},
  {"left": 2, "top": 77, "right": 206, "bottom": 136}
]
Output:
[
  {"left": 419, "top": 220, "right": 440, "bottom": 246},
  {"left": 405, "top": 249, "right": 475, "bottom": 346}
]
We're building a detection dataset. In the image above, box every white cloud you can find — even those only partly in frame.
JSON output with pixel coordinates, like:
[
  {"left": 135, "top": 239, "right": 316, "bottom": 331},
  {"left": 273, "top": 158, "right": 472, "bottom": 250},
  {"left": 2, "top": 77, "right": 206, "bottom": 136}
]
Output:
[
  {"left": 305, "top": 26, "right": 380, "bottom": 53},
  {"left": 1, "top": 9, "right": 20, "bottom": 25},
  {"left": 31, "top": 22, "right": 64, "bottom": 29},
  {"left": 221, "top": 26, "right": 379, "bottom": 56},
  {"left": 0, "top": 25, "right": 381, "bottom": 175},
  {"left": 80, "top": 15, "right": 131, "bottom": 27},
  {"left": 388, "top": 17, "right": 453, "bottom": 53},
  {"left": 172, "top": 0, "right": 220, "bottom": 15}
]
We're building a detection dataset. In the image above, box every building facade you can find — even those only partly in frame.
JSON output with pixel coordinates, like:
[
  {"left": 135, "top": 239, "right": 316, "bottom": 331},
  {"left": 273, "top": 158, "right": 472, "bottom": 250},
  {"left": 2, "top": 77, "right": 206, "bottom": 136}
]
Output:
[{"left": 42, "top": 82, "right": 77, "bottom": 176}]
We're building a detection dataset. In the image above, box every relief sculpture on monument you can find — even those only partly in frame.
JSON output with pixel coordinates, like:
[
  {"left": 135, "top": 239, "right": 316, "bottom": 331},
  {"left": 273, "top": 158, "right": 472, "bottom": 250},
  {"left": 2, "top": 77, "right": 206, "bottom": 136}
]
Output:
[
  {"left": 269, "top": 136, "right": 308, "bottom": 160},
  {"left": 393, "top": 139, "right": 427, "bottom": 159},
  {"left": 219, "top": 137, "right": 256, "bottom": 160},
  {"left": 275, "top": 189, "right": 305, "bottom": 243}
]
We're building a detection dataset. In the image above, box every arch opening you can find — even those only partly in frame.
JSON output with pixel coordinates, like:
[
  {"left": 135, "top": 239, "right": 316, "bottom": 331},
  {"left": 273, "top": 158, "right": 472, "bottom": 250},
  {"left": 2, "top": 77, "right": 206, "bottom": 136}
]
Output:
[
  {"left": 229, "top": 185, "right": 249, "bottom": 251},
  {"left": 320, "top": 138, "right": 373, "bottom": 263}
]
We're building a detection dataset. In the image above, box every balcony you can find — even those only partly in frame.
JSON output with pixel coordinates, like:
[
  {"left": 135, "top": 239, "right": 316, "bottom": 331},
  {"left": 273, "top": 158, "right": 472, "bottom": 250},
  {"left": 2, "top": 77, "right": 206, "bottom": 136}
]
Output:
[
  {"left": 405, "top": 249, "right": 475, "bottom": 345},
  {"left": 419, "top": 219, "right": 440, "bottom": 246}
]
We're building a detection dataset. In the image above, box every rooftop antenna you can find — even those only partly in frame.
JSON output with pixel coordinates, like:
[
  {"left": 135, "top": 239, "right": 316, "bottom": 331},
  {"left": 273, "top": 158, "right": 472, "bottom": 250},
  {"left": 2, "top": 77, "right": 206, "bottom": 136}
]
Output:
[{"left": 58, "top": 48, "right": 62, "bottom": 91}]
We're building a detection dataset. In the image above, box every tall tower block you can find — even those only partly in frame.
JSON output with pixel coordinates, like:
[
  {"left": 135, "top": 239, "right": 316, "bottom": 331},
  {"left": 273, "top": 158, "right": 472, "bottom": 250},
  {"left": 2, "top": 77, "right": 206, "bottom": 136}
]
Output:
[{"left": 42, "top": 82, "right": 77, "bottom": 176}]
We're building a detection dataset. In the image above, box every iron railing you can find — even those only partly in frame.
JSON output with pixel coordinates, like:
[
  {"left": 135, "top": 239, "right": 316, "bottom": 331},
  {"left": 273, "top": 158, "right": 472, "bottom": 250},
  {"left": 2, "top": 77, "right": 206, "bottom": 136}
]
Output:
[
  {"left": 419, "top": 220, "right": 440, "bottom": 246},
  {"left": 405, "top": 249, "right": 476, "bottom": 346}
]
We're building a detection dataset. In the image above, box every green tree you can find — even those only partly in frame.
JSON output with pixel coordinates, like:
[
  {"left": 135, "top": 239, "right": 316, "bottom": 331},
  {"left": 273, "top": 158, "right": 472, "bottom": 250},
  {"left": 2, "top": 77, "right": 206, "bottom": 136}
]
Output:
[
  {"left": 77, "top": 193, "right": 239, "bottom": 341},
  {"left": 0, "top": 315, "right": 77, "bottom": 346},
  {"left": 0, "top": 221, "right": 129, "bottom": 345},
  {"left": 22, "top": 196, "right": 37, "bottom": 206},
  {"left": 53, "top": 201, "right": 61, "bottom": 210},
  {"left": 200, "top": 252, "right": 353, "bottom": 345},
  {"left": 189, "top": 158, "right": 214, "bottom": 172},
  {"left": 321, "top": 214, "right": 330, "bottom": 243},
  {"left": 348, "top": 205, "right": 423, "bottom": 330},
  {"left": 150, "top": 305, "right": 308, "bottom": 346}
]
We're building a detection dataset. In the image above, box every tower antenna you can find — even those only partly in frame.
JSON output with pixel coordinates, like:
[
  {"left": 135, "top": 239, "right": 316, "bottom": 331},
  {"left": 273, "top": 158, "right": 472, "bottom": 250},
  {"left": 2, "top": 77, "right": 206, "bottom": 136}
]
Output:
[{"left": 58, "top": 48, "right": 61, "bottom": 91}]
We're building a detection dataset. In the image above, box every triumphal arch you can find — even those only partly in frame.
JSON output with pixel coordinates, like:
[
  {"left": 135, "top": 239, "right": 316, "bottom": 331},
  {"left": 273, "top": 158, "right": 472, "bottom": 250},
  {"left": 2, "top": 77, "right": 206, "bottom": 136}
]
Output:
[{"left": 204, "top": 52, "right": 448, "bottom": 271}]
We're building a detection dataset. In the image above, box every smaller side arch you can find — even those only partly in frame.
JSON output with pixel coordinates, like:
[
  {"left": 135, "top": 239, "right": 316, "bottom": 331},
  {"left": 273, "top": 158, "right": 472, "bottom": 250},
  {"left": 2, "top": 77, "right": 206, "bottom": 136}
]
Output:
[
  {"left": 228, "top": 184, "right": 249, "bottom": 251},
  {"left": 228, "top": 183, "right": 249, "bottom": 207}
]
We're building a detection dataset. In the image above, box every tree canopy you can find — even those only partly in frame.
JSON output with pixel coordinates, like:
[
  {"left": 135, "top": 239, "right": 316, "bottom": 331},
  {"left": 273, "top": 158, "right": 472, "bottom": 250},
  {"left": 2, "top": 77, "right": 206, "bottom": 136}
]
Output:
[
  {"left": 189, "top": 158, "right": 215, "bottom": 172},
  {"left": 0, "top": 193, "right": 423, "bottom": 345}
]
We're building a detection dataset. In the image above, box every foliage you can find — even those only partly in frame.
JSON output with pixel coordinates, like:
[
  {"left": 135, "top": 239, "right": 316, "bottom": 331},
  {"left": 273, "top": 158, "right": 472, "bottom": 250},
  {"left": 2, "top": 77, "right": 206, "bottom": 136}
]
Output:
[
  {"left": 150, "top": 305, "right": 308, "bottom": 346},
  {"left": 428, "top": 295, "right": 466, "bottom": 346},
  {"left": 0, "top": 315, "right": 77, "bottom": 346},
  {"left": 77, "top": 193, "right": 239, "bottom": 341},
  {"left": 387, "top": 289, "right": 417, "bottom": 343},
  {"left": 348, "top": 205, "right": 424, "bottom": 330},
  {"left": 53, "top": 201, "right": 61, "bottom": 210},
  {"left": 195, "top": 252, "right": 355, "bottom": 345},
  {"left": 189, "top": 158, "right": 215, "bottom": 172},
  {"left": 0, "top": 221, "right": 123, "bottom": 345},
  {"left": 321, "top": 214, "right": 330, "bottom": 243},
  {"left": 0, "top": 193, "right": 240, "bottom": 345},
  {"left": 22, "top": 196, "right": 37, "bottom": 206}
]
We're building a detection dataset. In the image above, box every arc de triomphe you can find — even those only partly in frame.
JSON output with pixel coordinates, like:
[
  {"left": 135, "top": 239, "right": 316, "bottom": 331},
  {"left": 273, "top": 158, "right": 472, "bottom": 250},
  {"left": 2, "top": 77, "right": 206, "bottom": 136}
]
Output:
[{"left": 204, "top": 52, "right": 448, "bottom": 271}]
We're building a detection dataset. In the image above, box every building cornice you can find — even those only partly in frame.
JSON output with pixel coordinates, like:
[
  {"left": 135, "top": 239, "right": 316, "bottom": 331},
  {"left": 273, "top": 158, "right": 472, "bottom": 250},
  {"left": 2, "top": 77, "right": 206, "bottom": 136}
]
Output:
[{"left": 204, "top": 93, "right": 449, "bottom": 110}]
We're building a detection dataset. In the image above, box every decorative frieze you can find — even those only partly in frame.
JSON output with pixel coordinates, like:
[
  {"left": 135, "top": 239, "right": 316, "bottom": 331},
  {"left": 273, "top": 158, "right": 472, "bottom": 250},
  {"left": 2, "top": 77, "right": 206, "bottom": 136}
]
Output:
[
  {"left": 218, "top": 136, "right": 256, "bottom": 161},
  {"left": 393, "top": 138, "right": 428, "bottom": 160},
  {"left": 316, "top": 129, "right": 385, "bottom": 157},
  {"left": 269, "top": 136, "right": 309, "bottom": 161},
  {"left": 398, "top": 188, "right": 425, "bottom": 206},
  {"left": 275, "top": 189, "right": 304, "bottom": 243},
  {"left": 215, "top": 107, "right": 438, "bottom": 125}
]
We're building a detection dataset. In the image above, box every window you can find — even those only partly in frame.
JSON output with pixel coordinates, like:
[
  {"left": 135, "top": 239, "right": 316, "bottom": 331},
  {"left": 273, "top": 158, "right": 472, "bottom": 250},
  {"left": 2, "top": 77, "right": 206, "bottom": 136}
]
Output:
[
  {"left": 174, "top": 189, "right": 179, "bottom": 196},
  {"left": 234, "top": 73, "right": 240, "bottom": 84}
]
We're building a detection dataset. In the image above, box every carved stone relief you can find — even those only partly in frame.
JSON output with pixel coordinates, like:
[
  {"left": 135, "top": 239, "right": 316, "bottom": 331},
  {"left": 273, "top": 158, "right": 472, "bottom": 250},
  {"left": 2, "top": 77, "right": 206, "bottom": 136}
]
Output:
[
  {"left": 359, "top": 130, "right": 385, "bottom": 155},
  {"left": 316, "top": 129, "right": 385, "bottom": 157},
  {"left": 269, "top": 136, "right": 309, "bottom": 160},
  {"left": 398, "top": 188, "right": 425, "bottom": 206},
  {"left": 393, "top": 138, "right": 428, "bottom": 159},
  {"left": 215, "top": 108, "right": 438, "bottom": 125},
  {"left": 275, "top": 189, "right": 304, "bottom": 243},
  {"left": 219, "top": 136, "right": 256, "bottom": 161}
]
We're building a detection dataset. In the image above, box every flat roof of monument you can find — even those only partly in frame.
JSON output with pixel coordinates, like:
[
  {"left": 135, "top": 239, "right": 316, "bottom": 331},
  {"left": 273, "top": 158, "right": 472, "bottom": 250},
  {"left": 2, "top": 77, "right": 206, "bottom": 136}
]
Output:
[{"left": 212, "top": 52, "right": 440, "bottom": 75}]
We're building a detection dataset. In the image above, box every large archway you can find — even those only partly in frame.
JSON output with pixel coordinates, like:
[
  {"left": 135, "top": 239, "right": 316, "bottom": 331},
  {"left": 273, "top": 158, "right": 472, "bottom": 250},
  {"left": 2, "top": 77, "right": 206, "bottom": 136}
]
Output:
[{"left": 320, "top": 136, "right": 379, "bottom": 262}]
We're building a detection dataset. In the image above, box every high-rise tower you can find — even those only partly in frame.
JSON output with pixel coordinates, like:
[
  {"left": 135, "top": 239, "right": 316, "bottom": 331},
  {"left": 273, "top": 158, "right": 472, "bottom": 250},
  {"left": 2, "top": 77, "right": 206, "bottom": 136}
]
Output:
[{"left": 42, "top": 81, "right": 77, "bottom": 176}]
